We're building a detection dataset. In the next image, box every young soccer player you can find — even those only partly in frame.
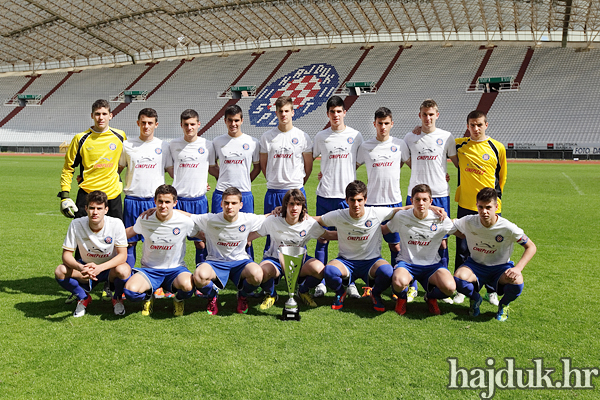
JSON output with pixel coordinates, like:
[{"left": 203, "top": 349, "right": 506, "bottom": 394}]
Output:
[
  {"left": 54, "top": 190, "right": 131, "bottom": 317},
  {"left": 59, "top": 99, "right": 126, "bottom": 220},
  {"left": 453, "top": 110, "right": 507, "bottom": 305},
  {"left": 453, "top": 188, "right": 535, "bottom": 321},
  {"left": 165, "top": 109, "right": 216, "bottom": 266},
  {"left": 312, "top": 96, "right": 363, "bottom": 298},
  {"left": 119, "top": 108, "right": 170, "bottom": 268},
  {"left": 383, "top": 184, "right": 458, "bottom": 316},
  {"left": 259, "top": 96, "right": 313, "bottom": 252},
  {"left": 123, "top": 185, "right": 197, "bottom": 316},
  {"left": 192, "top": 187, "right": 266, "bottom": 315}
]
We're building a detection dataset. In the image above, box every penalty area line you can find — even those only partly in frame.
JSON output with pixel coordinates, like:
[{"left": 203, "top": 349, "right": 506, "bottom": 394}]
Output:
[{"left": 562, "top": 172, "right": 584, "bottom": 195}]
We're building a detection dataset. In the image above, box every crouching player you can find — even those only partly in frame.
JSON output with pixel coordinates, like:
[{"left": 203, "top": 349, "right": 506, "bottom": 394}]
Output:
[
  {"left": 383, "top": 184, "right": 457, "bottom": 316},
  {"left": 453, "top": 188, "right": 536, "bottom": 321},
  {"left": 248, "top": 189, "right": 335, "bottom": 309},
  {"left": 123, "top": 185, "right": 197, "bottom": 316},
  {"left": 55, "top": 190, "right": 131, "bottom": 317},
  {"left": 191, "top": 187, "right": 266, "bottom": 315}
]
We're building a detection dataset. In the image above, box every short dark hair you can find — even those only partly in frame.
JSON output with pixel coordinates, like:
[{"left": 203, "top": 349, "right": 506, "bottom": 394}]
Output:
[
  {"left": 326, "top": 96, "right": 345, "bottom": 112},
  {"left": 275, "top": 96, "right": 294, "bottom": 111},
  {"left": 154, "top": 184, "right": 177, "bottom": 201},
  {"left": 345, "top": 180, "right": 368, "bottom": 200},
  {"left": 138, "top": 108, "right": 158, "bottom": 122},
  {"left": 222, "top": 186, "right": 242, "bottom": 201},
  {"left": 86, "top": 190, "right": 108, "bottom": 207},
  {"left": 180, "top": 109, "right": 199, "bottom": 122},
  {"left": 224, "top": 105, "right": 243, "bottom": 119},
  {"left": 467, "top": 110, "right": 487, "bottom": 123},
  {"left": 411, "top": 184, "right": 432, "bottom": 200},
  {"left": 374, "top": 107, "right": 392, "bottom": 120},
  {"left": 419, "top": 99, "right": 438, "bottom": 112},
  {"left": 281, "top": 189, "right": 307, "bottom": 221},
  {"left": 476, "top": 187, "right": 498, "bottom": 203},
  {"left": 92, "top": 99, "right": 111, "bottom": 113}
]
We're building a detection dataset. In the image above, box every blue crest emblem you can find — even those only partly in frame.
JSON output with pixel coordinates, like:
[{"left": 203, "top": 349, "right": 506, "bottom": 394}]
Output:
[
  {"left": 249, "top": 63, "right": 339, "bottom": 127},
  {"left": 239, "top": 225, "right": 246, "bottom": 232},
  {"left": 109, "top": 143, "right": 116, "bottom": 151},
  {"left": 430, "top": 223, "right": 438, "bottom": 231},
  {"left": 347, "top": 137, "right": 354, "bottom": 144},
  {"left": 482, "top": 153, "right": 490, "bottom": 161},
  {"left": 104, "top": 236, "right": 113, "bottom": 244},
  {"left": 391, "top": 146, "right": 397, "bottom": 152},
  {"left": 243, "top": 143, "right": 250, "bottom": 150},
  {"left": 291, "top": 137, "right": 299, "bottom": 145},
  {"left": 495, "top": 235, "right": 504, "bottom": 242},
  {"left": 365, "top": 220, "right": 372, "bottom": 228},
  {"left": 299, "top": 230, "right": 307, "bottom": 237},
  {"left": 173, "top": 228, "right": 181, "bottom": 235},
  {"left": 436, "top": 138, "right": 443, "bottom": 146},
  {"left": 198, "top": 147, "right": 205, "bottom": 154},
  {"left": 155, "top": 148, "right": 162, "bottom": 154}
]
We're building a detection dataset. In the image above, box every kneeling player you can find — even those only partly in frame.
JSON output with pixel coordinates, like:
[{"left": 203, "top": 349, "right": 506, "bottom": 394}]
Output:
[
  {"left": 453, "top": 188, "right": 536, "bottom": 321},
  {"left": 55, "top": 190, "right": 131, "bottom": 317},
  {"left": 383, "top": 184, "right": 457, "bottom": 316},
  {"left": 192, "top": 187, "right": 265, "bottom": 315},
  {"left": 124, "top": 185, "right": 197, "bottom": 316}
]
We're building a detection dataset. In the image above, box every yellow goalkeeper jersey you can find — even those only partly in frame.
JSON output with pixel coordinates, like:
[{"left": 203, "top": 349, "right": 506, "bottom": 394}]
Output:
[
  {"left": 60, "top": 127, "right": 126, "bottom": 199},
  {"left": 455, "top": 136, "right": 507, "bottom": 212}
]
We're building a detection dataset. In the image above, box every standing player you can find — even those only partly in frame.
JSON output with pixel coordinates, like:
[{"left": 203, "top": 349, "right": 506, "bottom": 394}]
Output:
[
  {"left": 453, "top": 188, "right": 535, "bottom": 321},
  {"left": 54, "top": 190, "right": 131, "bottom": 317},
  {"left": 383, "top": 184, "right": 457, "bottom": 316},
  {"left": 192, "top": 187, "right": 265, "bottom": 315},
  {"left": 211, "top": 105, "right": 260, "bottom": 258},
  {"left": 312, "top": 96, "right": 363, "bottom": 298},
  {"left": 123, "top": 185, "right": 197, "bottom": 317},
  {"left": 166, "top": 109, "right": 216, "bottom": 266},
  {"left": 119, "top": 108, "right": 169, "bottom": 269},
  {"left": 259, "top": 96, "right": 313, "bottom": 252},
  {"left": 453, "top": 110, "right": 507, "bottom": 305}
]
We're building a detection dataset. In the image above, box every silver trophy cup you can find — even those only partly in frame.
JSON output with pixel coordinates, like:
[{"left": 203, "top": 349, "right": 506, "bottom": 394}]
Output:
[{"left": 278, "top": 246, "right": 306, "bottom": 321}]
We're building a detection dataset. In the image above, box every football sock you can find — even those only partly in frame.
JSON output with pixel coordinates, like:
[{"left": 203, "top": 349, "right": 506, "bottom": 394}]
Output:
[
  {"left": 126, "top": 243, "right": 136, "bottom": 268},
  {"left": 410, "top": 280, "right": 418, "bottom": 292},
  {"left": 123, "top": 288, "right": 147, "bottom": 302},
  {"left": 371, "top": 263, "right": 393, "bottom": 297},
  {"left": 199, "top": 282, "right": 217, "bottom": 299},
  {"left": 239, "top": 279, "right": 258, "bottom": 297},
  {"left": 499, "top": 283, "right": 523, "bottom": 307},
  {"left": 394, "top": 287, "right": 408, "bottom": 300},
  {"left": 454, "top": 277, "right": 477, "bottom": 298},
  {"left": 390, "top": 250, "right": 399, "bottom": 266},
  {"left": 315, "top": 241, "right": 328, "bottom": 265},
  {"left": 323, "top": 264, "right": 344, "bottom": 296},
  {"left": 260, "top": 278, "right": 276, "bottom": 297},
  {"left": 299, "top": 276, "right": 321, "bottom": 294},
  {"left": 176, "top": 288, "right": 194, "bottom": 301},
  {"left": 195, "top": 248, "right": 205, "bottom": 265},
  {"left": 113, "top": 273, "right": 131, "bottom": 299},
  {"left": 427, "top": 287, "right": 448, "bottom": 299},
  {"left": 56, "top": 278, "right": 87, "bottom": 301}
]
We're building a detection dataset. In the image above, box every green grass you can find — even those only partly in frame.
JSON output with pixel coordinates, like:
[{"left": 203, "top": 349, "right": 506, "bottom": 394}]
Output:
[{"left": 0, "top": 155, "right": 599, "bottom": 399}]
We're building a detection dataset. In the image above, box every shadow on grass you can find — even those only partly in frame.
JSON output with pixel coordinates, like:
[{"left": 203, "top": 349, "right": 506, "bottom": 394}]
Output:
[{"left": 0, "top": 276, "right": 67, "bottom": 297}]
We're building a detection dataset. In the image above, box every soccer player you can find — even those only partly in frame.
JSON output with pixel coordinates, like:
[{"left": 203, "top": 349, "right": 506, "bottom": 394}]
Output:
[
  {"left": 314, "top": 180, "right": 395, "bottom": 312},
  {"left": 259, "top": 96, "right": 313, "bottom": 252},
  {"left": 211, "top": 105, "right": 260, "bottom": 258},
  {"left": 312, "top": 96, "right": 363, "bottom": 298},
  {"left": 453, "top": 110, "right": 507, "bottom": 305},
  {"left": 123, "top": 185, "right": 197, "bottom": 317},
  {"left": 248, "top": 189, "right": 335, "bottom": 309},
  {"left": 357, "top": 107, "right": 409, "bottom": 267},
  {"left": 119, "top": 108, "right": 170, "bottom": 269},
  {"left": 54, "top": 190, "right": 131, "bottom": 317},
  {"left": 192, "top": 187, "right": 266, "bottom": 315},
  {"left": 383, "top": 184, "right": 458, "bottom": 316},
  {"left": 452, "top": 188, "right": 536, "bottom": 321},
  {"left": 59, "top": 99, "right": 126, "bottom": 220},
  {"left": 165, "top": 109, "right": 216, "bottom": 266}
]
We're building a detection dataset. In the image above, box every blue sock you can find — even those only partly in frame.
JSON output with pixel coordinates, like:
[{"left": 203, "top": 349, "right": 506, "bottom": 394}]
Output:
[
  {"left": 239, "top": 279, "right": 258, "bottom": 297},
  {"left": 499, "top": 283, "right": 523, "bottom": 307},
  {"left": 411, "top": 280, "right": 418, "bottom": 291},
  {"left": 113, "top": 273, "right": 131, "bottom": 299},
  {"left": 176, "top": 289, "right": 194, "bottom": 301},
  {"left": 315, "top": 241, "right": 328, "bottom": 265},
  {"left": 56, "top": 277, "right": 88, "bottom": 301},
  {"left": 372, "top": 264, "right": 393, "bottom": 297},
  {"left": 395, "top": 287, "right": 408, "bottom": 300},
  {"left": 260, "top": 278, "right": 276, "bottom": 296},
  {"left": 323, "top": 264, "right": 344, "bottom": 296},
  {"left": 126, "top": 243, "right": 136, "bottom": 268},
  {"left": 299, "top": 276, "right": 321, "bottom": 294},
  {"left": 427, "top": 287, "right": 447, "bottom": 299},
  {"left": 123, "top": 288, "right": 148, "bottom": 302},
  {"left": 246, "top": 244, "right": 255, "bottom": 261},
  {"left": 195, "top": 247, "right": 206, "bottom": 265},
  {"left": 390, "top": 251, "right": 399, "bottom": 266},
  {"left": 454, "top": 277, "right": 478, "bottom": 297},
  {"left": 199, "top": 282, "right": 217, "bottom": 299}
]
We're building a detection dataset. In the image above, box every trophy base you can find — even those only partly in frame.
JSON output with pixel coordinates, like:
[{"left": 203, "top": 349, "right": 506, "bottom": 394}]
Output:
[{"left": 281, "top": 308, "right": 301, "bottom": 321}]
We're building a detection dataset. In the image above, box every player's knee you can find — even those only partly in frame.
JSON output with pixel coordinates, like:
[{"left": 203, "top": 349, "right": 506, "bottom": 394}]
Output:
[
  {"left": 114, "top": 264, "right": 131, "bottom": 279},
  {"left": 54, "top": 264, "right": 68, "bottom": 279},
  {"left": 454, "top": 266, "right": 470, "bottom": 280},
  {"left": 377, "top": 263, "right": 393, "bottom": 278},
  {"left": 124, "top": 288, "right": 146, "bottom": 302}
]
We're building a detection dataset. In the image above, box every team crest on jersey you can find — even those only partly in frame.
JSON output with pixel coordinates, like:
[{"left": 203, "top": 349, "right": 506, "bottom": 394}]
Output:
[
  {"left": 365, "top": 220, "right": 372, "bottom": 228},
  {"left": 104, "top": 236, "right": 113, "bottom": 244},
  {"left": 239, "top": 225, "right": 246, "bottom": 232},
  {"left": 482, "top": 153, "right": 490, "bottom": 161},
  {"left": 242, "top": 143, "right": 250, "bottom": 150},
  {"left": 109, "top": 143, "right": 117, "bottom": 151},
  {"left": 347, "top": 137, "right": 354, "bottom": 144},
  {"left": 299, "top": 230, "right": 307, "bottom": 237},
  {"left": 173, "top": 228, "right": 181, "bottom": 235},
  {"left": 291, "top": 137, "right": 299, "bottom": 145},
  {"left": 436, "top": 138, "right": 443, "bottom": 146},
  {"left": 390, "top": 146, "right": 397, "bottom": 152},
  {"left": 430, "top": 223, "right": 438, "bottom": 231},
  {"left": 198, "top": 147, "right": 205, "bottom": 154},
  {"left": 495, "top": 235, "right": 504, "bottom": 242},
  {"left": 155, "top": 148, "right": 162, "bottom": 154},
  {"left": 249, "top": 63, "right": 339, "bottom": 127}
]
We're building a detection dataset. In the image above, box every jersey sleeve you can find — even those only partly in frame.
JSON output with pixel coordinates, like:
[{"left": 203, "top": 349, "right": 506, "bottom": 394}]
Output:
[
  {"left": 399, "top": 139, "right": 410, "bottom": 163},
  {"left": 312, "top": 134, "right": 322, "bottom": 158},
  {"left": 497, "top": 141, "right": 507, "bottom": 191},
  {"left": 132, "top": 216, "right": 144, "bottom": 235},
  {"left": 320, "top": 210, "right": 340, "bottom": 228},
  {"left": 207, "top": 140, "right": 216, "bottom": 166},
  {"left": 60, "top": 135, "right": 80, "bottom": 192},
  {"left": 255, "top": 215, "right": 272, "bottom": 237},
  {"left": 374, "top": 207, "right": 395, "bottom": 222},
  {"left": 356, "top": 145, "right": 366, "bottom": 166},
  {"left": 508, "top": 222, "right": 526, "bottom": 244},
  {"left": 445, "top": 134, "right": 457, "bottom": 157},
  {"left": 62, "top": 220, "right": 78, "bottom": 251},
  {"left": 452, "top": 216, "right": 467, "bottom": 234},
  {"left": 385, "top": 212, "right": 402, "bottom": 234},
  {"left": 302, "top": 132, "right": 313, "bottom": 153},
  {"left": 250, "top": 214, "right": 266, "bottom": 231},
  {"left": 190, "top": 214, "right": 207, "bottom": 232},
  {"left": 113, "top": 219, "right": 128, "bottom": 247},
  {"left": 252, "top": 138, "right": 260, "bottom": 163},
  {"left": 442, "top": 218, "right": 457, "bottom": 236},
  {"left": 162, "top": 142, "right": 173, "bottom": 169},
  {"left": 259, "top": 133, "right": 269, "bottom": 154},
  {"left": 118, "top": 144, "right": 128, "bottom": 168},
  {"left": 307, "top": 219, "right": 326, "bottom": 239},
  {"left": 353, "top": 132, "right": 364, "bottom": 154}
]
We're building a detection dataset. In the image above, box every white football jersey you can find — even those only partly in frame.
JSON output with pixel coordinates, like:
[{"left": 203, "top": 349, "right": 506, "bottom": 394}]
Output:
[
  {"left": 258, "top": 215, "right": 326, "bottom": 259},
  {"left": 191, "top": 212, "right": 265, "bottom": 261},
  {"left": 213, "top": 133, "right": 260, "bottom": 192},
  {"left": 133, "top": 211, "right": 197, "bottom": 270},
  {"left": 260, "top": 126, "right": 312, "bottom": 190},
  {"left": 387, "top": 209, "right": 456, "bottom": 265},
  {"left": 404, "top": 128, "right": 456, "bottom": 197},
  {"left": 119, "top": 137, "right": 169, "bottom": 197},
  {"left": 168, "top": 137, "right": 214, "bottom": 198},
  {"left": 313, "top": 127, "right": 363, "bottom": 198},
  {"left": 321, "top": 207, "right": 394, "bottom": 260},
  {"left": 453, "top": 215, "right": 529, "bottom": 266},
  {"left": 357, "top": 137, "right": 409, "bottom": 205},
  {"left": 63, "top": 216, "right": 128, "bottom": 264}
]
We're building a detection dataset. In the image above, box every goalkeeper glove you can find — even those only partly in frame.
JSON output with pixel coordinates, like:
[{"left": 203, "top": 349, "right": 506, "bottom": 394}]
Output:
[{"left": 58, "top": 191, "right": 78, "bottom": 218}]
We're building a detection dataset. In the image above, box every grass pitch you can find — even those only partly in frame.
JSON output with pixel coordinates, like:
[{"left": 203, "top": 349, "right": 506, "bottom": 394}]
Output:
[{"left": 0, "top": 155, "right": 599, "bottom": 399}]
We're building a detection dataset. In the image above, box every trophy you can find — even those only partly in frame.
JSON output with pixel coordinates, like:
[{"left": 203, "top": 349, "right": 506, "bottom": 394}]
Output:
[{"left": 278, "top": 246, "right": 306, "bottom": 321}]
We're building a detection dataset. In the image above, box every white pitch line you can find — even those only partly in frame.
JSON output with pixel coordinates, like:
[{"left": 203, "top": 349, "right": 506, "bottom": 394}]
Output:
[{"left": 562, "top": 172, "right": 584, "bottom": 195}]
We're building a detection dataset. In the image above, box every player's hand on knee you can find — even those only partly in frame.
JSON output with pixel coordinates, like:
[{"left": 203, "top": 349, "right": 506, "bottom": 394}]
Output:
[
  {"left": 504, "top": 267, "right": 521, "bottom": 283},
  {"left": 60, "top": 198, "right": 78, "bottom": 218}
]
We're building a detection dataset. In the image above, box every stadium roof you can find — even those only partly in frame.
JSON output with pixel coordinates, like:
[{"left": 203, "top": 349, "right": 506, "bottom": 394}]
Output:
[{"left": 1, "top": 0, "right": 599, "bottom": 73}]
